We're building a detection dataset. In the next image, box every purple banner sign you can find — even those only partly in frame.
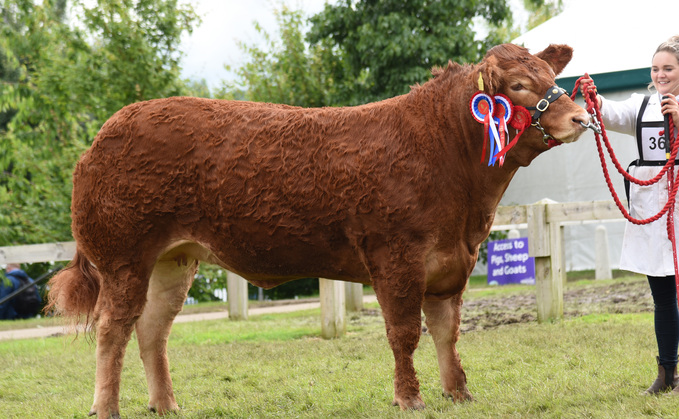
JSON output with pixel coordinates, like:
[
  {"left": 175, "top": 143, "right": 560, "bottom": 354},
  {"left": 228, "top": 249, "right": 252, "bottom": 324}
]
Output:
[{"left": 487, "top": 237, "right": 535, "bottom": 285}]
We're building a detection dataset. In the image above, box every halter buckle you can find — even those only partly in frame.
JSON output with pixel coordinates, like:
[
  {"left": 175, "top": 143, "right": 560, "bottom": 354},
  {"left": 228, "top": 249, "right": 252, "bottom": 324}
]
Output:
[{"left": 535, "top": 98, "right": 550, "bottom": 113}]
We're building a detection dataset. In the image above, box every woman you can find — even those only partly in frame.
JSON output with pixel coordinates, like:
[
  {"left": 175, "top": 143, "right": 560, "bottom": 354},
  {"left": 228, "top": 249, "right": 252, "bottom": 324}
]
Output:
[{"left": 582, "top": 36, "right": 679, "bottom": 395}]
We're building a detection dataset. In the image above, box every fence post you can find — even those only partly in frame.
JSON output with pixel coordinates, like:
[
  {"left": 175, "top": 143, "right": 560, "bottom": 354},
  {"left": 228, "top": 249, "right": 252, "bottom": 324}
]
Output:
[
  {"left": 345, "top": 282, "right": 363, "bottom": 312},
  {"left": 320, "top": 278, "right": 346, "bottom": 339},
  {"left": 551, "top": 222, "right": 567, "bottom": 289},
  {"left": 595, "top": 225, "right": 612, "bottom": 280},
  {"left": 227, "top": 271, "right": 248, "bottom": 320},
  {"left": 527, "top": 199, "right": 563, "bottom": 323}
]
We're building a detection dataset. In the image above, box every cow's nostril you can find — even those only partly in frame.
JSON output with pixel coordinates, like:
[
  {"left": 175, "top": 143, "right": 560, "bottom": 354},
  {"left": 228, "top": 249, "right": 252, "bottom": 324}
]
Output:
[{"left": 574, "top": 113, "right": 590, "bottom": 125}]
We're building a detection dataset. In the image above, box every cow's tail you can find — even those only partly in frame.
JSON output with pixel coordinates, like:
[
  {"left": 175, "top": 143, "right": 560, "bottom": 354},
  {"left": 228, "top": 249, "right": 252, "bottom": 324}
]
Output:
[{"left": 46, "top": 249, "right": 100, "bottom": 330}]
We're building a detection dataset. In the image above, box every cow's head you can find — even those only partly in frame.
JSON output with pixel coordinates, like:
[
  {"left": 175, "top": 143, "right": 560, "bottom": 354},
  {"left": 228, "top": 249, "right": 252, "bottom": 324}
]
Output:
[{"left": 475, "top": 43, "right": 589, "bottom": 163}]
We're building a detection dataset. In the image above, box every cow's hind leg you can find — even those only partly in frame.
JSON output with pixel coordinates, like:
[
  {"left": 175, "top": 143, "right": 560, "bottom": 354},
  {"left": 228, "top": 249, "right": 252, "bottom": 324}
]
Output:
[
  {"left": 90, "top": 266, "right": 150, "bottom": 418},
  {"left": 422, "top": 293, "right": 473, "bottom": 402},
  {"left": 135, "top": 251, "right": 198, "bottom": 415}
]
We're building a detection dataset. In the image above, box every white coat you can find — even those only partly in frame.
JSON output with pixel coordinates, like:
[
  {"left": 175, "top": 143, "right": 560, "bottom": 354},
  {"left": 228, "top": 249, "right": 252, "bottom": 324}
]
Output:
[{"left": 601, "top": 92, "right": 679, "bottom": 276}]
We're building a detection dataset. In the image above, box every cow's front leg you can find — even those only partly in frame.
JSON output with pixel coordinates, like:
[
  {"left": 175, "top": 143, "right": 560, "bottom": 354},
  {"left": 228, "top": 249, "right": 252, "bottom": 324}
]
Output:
[
  {"left": 422, "top": 294, "right": 473, "bottom": 402},
  {"left": 372, "top": 266, "right": 426, "bottom": 410}
]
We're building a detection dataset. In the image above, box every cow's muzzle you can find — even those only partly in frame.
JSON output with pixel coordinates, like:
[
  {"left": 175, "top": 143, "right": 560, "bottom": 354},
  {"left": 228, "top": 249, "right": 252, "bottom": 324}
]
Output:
[{"left": 579, "top": 112, "right": 602, "bottom": 134}]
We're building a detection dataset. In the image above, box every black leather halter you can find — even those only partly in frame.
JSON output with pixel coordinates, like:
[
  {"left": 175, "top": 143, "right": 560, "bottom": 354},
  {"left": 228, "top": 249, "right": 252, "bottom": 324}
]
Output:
[
  {"left": 526, "top": 85, "right": 568, "bottom": 144},
  {"left": 527, "top": 86, "right": 567, "bottom": 121}
]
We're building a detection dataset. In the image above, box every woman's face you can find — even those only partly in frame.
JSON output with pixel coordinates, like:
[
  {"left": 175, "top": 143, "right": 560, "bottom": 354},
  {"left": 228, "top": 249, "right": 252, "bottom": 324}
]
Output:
[{"left": 652, "top": 51, "right": 679, "bottom": 96}]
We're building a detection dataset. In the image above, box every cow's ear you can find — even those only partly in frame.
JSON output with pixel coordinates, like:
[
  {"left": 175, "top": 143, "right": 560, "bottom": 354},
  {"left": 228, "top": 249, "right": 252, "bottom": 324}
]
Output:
[
  {"left": 536, "top": 44, "right": 573, "bottom": 77},
  {"left": 477, "top": 55, "right": 501, "bottom": 95}
]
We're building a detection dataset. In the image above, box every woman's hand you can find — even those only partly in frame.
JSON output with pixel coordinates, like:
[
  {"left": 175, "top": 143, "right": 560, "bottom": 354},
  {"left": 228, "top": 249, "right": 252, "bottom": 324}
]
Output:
[
  {"left": 580, "top": 77, "right": 595, "bottom": 94},
  {"left": 661, "top": 94, "right": 679, "bottom": 127},
  {"left": 579, "top": 77, "right": 601, "bottom": 108}
]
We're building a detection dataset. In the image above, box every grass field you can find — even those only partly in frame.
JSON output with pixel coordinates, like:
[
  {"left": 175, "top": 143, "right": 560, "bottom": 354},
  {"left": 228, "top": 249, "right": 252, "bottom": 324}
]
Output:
[{"left": 2, "top": 274, "right": 678, "bottom": 418}]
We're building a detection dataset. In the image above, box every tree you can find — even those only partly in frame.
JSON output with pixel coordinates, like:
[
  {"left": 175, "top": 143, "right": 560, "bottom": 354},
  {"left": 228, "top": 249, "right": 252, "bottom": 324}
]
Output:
[
  {"left": 224, "top": 1, "right": 562, "bottom": 107},
  {"left": 220, "top": 6, "right": 339, "bottom": 107},
  {"left": 524, "top": 0, "right": 563, "bottom": 30},
  {"left": 0, "top": 0, "right": 80, "bottom": 245},
  {"left": 307, "top": 0, "right": 514, "bottom": 104},
  {"left": 0, "top": 0, "right": 198, "bottom": 245}
]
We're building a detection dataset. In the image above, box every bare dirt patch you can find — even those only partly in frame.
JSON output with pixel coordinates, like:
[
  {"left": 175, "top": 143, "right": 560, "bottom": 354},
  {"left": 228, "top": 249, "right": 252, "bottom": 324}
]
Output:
[{"left": 459, "top": 279, "right": 653, "bottom": 333}]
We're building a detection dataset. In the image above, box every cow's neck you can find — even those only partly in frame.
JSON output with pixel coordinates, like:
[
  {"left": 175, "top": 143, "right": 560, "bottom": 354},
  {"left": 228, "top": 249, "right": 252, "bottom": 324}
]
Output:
[
  {"left": 408, "top": 81, "right": 540, "bottom": 183},
  {"left": 401, "top": 70, "right": 547, "bottom": 236}
]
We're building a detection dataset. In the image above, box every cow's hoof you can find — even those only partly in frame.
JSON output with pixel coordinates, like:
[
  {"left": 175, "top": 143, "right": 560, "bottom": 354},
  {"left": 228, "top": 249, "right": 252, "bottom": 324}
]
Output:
[
  {"left": 443, "top": 389, "right": 474, "bottom": 402},
  {"left": 392, "top": 394, "right": 426, "bottom": 410},
  {"left": 148, "top": 401, "right": 180, "bottom": 416},
  {"left": 88, "top": 409, "right": 121, "bottom": 419}
]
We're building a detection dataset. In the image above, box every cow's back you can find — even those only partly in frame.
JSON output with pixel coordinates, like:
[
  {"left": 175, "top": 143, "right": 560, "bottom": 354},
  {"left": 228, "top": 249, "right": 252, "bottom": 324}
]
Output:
[{"left": 71, "top": 97, "right": 422, "bottom": 281}]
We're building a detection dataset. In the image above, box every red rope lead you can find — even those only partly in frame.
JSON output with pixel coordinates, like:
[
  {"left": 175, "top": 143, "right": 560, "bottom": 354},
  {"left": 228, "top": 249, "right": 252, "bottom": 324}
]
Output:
[
  {"left": 572, "top": 75, "right": 679, "bottom": 298},
  {"left": 571, "top": 75, "right": 679, "bottom": 225}
]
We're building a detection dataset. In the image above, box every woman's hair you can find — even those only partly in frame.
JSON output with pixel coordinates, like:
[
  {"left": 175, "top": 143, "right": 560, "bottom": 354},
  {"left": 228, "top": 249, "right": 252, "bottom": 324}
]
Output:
[
  {"left": 648, "top": 36, "right": 679, "bottom": 92},
  {"left": 654, "top": 35, "right": 679, "bottom": 62}
]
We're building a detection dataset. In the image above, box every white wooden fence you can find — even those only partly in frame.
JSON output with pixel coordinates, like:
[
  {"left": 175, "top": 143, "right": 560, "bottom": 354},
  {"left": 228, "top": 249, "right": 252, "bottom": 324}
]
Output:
[
  {"left": 493, "top": 199, "right": 624, "bottom": 322},
  {"left": 0, "top": 199, "right": 626, "bottom": 329}
]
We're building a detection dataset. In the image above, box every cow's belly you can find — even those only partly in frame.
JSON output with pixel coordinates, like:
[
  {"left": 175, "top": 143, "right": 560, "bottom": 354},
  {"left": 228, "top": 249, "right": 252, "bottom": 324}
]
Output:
[{"left": 158, "top": 237, "right": 371, "bottom": 289}]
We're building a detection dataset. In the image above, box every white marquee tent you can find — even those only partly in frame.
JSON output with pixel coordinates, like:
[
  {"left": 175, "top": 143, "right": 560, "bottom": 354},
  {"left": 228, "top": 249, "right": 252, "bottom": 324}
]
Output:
[
  {"left": 486, "top": 0, "right": 679, "bottom": 274},
  {"left": 512, "top": 0, "right": 678, "bottom": 79}
]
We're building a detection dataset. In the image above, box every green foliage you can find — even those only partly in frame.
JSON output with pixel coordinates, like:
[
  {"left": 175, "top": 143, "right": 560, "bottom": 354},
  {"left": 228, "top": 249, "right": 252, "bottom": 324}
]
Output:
[
  {"left": 189, "top": 264, "right": 319, "bottom": 302},
  {"left": 524, "top": 0, "right": 563, "bottom": 30},
  {"left": 487, "top": 0, "right": 562, "bottom": 40},
  {"left": 220, "top": 7, "right": 338, "bottom": 107},
  {"left": 189, "top": 264, "right": 227, "bottom": 303},
  {"left": 248, "top": 277, "right": 319, "bottom": 300},
  {"left": 182, "top": 78, "right": 212, "bottom": 98},
  {"left": 225, "top": 0, "right": 531, "bottom": 107},
  {"left": 307, "top": 0, "right": 513, "bottom": 104},
  {"left": 0, "top": 0, "right": 198, "bottom": 246}
]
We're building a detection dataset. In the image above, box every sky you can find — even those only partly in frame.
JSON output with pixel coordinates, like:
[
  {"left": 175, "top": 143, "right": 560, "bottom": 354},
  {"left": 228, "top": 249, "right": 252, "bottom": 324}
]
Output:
[
  {"left": 178, "top": 0, "right": 587, "bottom": 91},
  {"left": 179, "top": 0, "right": 333, "bottom": 90}
]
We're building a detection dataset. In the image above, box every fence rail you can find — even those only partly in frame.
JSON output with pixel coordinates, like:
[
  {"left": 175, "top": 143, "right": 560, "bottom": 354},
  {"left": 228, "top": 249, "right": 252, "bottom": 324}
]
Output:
[
  {"left": 0, "top": 242, "right": 76, "bottom": 265},
  {"left": 493, "top": 199, "right": 623, "bottom": 226},
  {"left": 0, "top": 199, "right": 627, "bottom": 324}
]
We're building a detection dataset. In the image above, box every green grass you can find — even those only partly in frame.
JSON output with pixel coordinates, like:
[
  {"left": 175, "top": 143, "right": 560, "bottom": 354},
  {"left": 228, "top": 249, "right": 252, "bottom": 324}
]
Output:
[
  {"left": 0, "top": 286, "right": 677, "bottom": 418},
  {"left": 0, "top": 272, "right": 659, "bottom": 418}
]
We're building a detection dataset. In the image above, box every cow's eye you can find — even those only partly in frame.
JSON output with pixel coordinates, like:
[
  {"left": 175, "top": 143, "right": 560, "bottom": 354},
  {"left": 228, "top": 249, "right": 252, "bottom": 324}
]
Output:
[{"left": 511, "top": 83, "right": 525, "bottom": 92}]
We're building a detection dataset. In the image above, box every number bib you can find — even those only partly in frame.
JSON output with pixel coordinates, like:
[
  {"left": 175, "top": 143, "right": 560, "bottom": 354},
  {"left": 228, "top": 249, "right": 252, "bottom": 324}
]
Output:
[
  {"left": 639, "top": 123, "right": 668, "bottom": 162},
  {"left": 636, "top": 95, "right": 673, "bottom": 165}
]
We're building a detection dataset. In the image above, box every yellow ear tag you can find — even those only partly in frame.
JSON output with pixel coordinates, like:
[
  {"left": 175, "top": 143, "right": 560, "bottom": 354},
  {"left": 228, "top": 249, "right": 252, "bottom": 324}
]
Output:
[{"left": 478, "top": 73, "right": 484, "bottom": 91}]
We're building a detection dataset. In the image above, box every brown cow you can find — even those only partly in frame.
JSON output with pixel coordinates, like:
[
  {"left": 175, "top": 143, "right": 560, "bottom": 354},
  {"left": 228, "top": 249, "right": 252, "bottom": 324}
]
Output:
[{"left": 48, "top": 43, "right": 589, "bottom": 417}]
